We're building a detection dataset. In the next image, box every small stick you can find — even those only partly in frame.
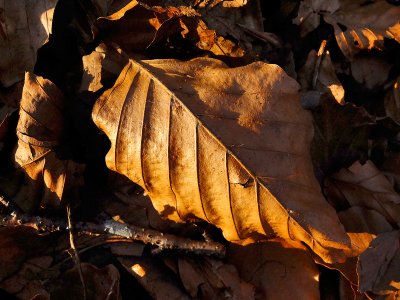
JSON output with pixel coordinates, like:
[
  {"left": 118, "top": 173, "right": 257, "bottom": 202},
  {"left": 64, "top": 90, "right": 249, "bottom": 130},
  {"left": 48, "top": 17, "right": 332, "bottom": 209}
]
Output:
[
  {"left": 67, "top": 205, "right": 87, "bottom": 300},
  {"left": 312, "top": 40, "right": 328, "bottom": 89},
  {"left": 0, "top": 211, "right": 225, "bottom": 257}
]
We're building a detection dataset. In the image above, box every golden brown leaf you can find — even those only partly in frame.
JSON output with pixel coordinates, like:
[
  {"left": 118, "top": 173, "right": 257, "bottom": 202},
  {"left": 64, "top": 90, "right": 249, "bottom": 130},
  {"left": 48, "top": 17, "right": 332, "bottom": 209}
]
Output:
[
  {"left": 14, "top": 73, "right": 84, "bottom": 212},
  {"left": 0, "top": 0, "right": 58, "bottom": 87},
  {"left": 92, "top": 57, "right": 350, "bottom": 263}
]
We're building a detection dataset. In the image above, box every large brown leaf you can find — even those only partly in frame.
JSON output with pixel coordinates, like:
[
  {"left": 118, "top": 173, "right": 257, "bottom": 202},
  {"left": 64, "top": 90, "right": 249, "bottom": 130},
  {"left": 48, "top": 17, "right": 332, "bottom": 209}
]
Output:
[
  {"left": 92, "top": 57, "right": 350, "bottom": 263},
  {"left": 0, "top": 0, "right": 58, "bottom": 87}
]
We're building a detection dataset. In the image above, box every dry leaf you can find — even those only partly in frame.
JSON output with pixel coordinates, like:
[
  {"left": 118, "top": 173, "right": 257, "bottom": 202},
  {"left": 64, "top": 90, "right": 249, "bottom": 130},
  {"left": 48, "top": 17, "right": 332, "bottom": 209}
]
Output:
[
  {"left": 0, "top": 256, "right": 53, "bottom": 300},
  {"left": 50, "top": 263, "right": 121, "bottom": 300},
  {"left": 92, "top": 57, "right": 350, "bottom": 263},
  {"left": 324, "top": 160, "right": 400, "bottom": 227},
  {"left": 358, "top": 230, "right": 400, "bottom": 296},
  {"left": 294, "top": 0, "right": 400, "bottom": 59},
  {"left": 14, "top": 73, "right": 84, "bottom": 212},
  {"left": 0, "top": 0, "right": 58, "bottom": 87},
  {"left": 227, "top": 239, "right": 320, "bottom": 300},
  {"left": 298, "top": 49, "right": 345, "bottom": 105},
  {"left": 178, "top": 257, "right": 255, "bottom": 299},
  {"left": 0, "top": 227, "right": 51, "bottom": 281},
  {"left": 95, "top": 1, "right": 245, "bottom": 58},
  {"left": 350, "top": 56, "right": 392, "bottom": 90},
  {"left": 119, "top": 257, "right": 190, "bottom": 300},
  {"left": 311, "top": 97, "right": 373, "bottom": 177},
  {"left": 80, "top": 43, "right": 129, "bottom": 93}
]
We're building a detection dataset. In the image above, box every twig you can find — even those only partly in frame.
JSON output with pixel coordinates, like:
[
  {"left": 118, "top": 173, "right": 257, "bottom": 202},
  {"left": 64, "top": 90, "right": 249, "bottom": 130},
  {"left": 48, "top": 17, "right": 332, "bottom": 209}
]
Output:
[
  {"left": 67, "top": 205, "right": 87, "bottom": 300},
  {"left": 0, "top": 206, "right": 226, "bottom": 257},
  {"left": 312, "top": 40, "right": 328, "bottom": 89}
]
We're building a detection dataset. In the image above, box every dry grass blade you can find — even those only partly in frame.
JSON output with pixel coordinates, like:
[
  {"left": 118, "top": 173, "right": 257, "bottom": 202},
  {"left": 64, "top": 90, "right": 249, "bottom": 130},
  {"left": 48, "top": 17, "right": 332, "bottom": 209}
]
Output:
[{"left": 92, "top": 57, "right": 350, "bottom": 263}]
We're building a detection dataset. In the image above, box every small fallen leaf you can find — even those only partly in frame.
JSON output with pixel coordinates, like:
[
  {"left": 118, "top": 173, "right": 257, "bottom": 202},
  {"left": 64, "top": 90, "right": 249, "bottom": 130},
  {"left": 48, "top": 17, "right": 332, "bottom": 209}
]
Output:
[
  {"left": 178, "top": 257, "right": 255, "bottom": 299},
  {"left": 50, "top": 263, "right": 121, "bottom": 300},
  {"left": 294, "top": 0, "right": 400, "bottom": 59},
  {"left": 324, "top": 160, "right": 400, "bottom": 227},
  {"left": 95, "top": 1, "right": 245, "bottom": 58},
  {"left": 0, "top": 256, "right": 53, "bottom": 300},
  {"left": 298, "top": 48, "right": 345, "bottom": 105},
  {"left": 119, "top": 256, "right": 190, "bottom": 300},
  {"left": 0, "top": 227, "right": 51, "bottom": 281},
  {"left": 80, "top": 43, "right": 129, "bottom": 93},
  {"left": 93, "top": 57, "right": 350, "bottom": 263},
  {"left": 358, "top": 230, "right": 400, "bottom": 296},
  {"left": 13, "top": 73, "right": 84, "bottom": 212},
  {"left": 0, "top": 0, "right": 58, "bottom": 87},
  {"left": 227, "top": 239, "right": 320, "bottom": 300},
  {"left": 350, "top": 56, "right": 392, "bottom": 90}
]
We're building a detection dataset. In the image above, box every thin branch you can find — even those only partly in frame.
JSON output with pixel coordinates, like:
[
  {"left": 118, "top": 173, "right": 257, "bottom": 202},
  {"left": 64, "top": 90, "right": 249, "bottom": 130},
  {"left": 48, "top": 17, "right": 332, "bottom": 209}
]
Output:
[
  {"left": 0, "top": 208, "right": 226, "bottom": 258},
  {"left": 67, "top": 205, "right": 87, "bottom": 300}
]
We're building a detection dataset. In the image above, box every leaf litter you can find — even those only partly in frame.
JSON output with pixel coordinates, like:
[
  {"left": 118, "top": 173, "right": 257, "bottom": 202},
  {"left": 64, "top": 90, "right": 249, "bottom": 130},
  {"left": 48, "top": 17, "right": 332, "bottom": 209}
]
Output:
[{"left": 0, "top": 0, "right": 400, "bottom": 299}]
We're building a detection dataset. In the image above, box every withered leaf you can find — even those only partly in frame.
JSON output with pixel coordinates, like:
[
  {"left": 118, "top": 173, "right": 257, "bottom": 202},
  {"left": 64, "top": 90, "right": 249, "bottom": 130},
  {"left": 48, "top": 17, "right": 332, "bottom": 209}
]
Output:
[
  {"left": 178, "top": 257, "right": 255, "bottom": 299},
  {"left": 294, "top": 0, "right": 400, "bottom": 59},
  {"left": 95, "top": 1, "right": 245, "bottom": 58},
  {"left": 50, "top": 263, "right": 121, "bottom": 300},
  {"left": 324, "top": 160, "right": 400, "bottom": 227},
  {"left": 298, "top": 49, "right": 345, "bottom": 105},
  {"left": 92, "top": 57, "right": 349, "bottom": 263},
  {"left": 119, "top": 257, "right": 190, "bottom": 300},
  {"left": 227, "top": 239, "right": 320, "bottom": 300},
  {"left": 0, "top": 256, "right": 53, "bottom": 299},
  {"left": 14, "top": 73, "right": 84, "bottom": 212},
  {"left": 0, "top": 227, "right": 51, "bottom": 281},
  {"left": 0, "top": 0, "right": 58, "bottom": 87},
  {"left": 358, "top": 230, "right": 400, "bottom": 296}
]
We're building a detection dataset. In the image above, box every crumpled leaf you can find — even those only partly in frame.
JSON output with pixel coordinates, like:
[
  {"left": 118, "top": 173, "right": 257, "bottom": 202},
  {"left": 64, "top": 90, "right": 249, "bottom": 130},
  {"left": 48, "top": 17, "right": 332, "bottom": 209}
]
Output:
[
  {"left": 14, "top": 73, "right": 84, "bottom": 212},
  {"left": 227, "top": 239, "right": 320, "bottom": 300},
  {"left": 324, "top": 160, "right": 400, "bottom": 227},
  {"left": 358, "top": 230, "right": 400, "bottom": 296},
  {"left": 0, "top": 0, "right": 58, "bottom": 87},
  {"left": 50, "top": 263, "right": 121, "bottom": 300},
  {"left": 294, "top": 0, "right": 400, "bottom": 59},
  {"left": 178, "top": 257, "right": 254, "bottom": 299},
  {"left": 95, "top": 1, "right": 245, "bottom": 58},
  {"left": 92, "top": 57, "right": 350, "bottom": 263}
]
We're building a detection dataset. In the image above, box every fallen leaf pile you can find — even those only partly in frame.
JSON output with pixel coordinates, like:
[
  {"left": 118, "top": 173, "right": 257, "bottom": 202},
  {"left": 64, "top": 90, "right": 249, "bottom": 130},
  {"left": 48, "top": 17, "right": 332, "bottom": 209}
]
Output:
[{"left": 0, "top": 0, "right": 399, "bottom": 299}]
